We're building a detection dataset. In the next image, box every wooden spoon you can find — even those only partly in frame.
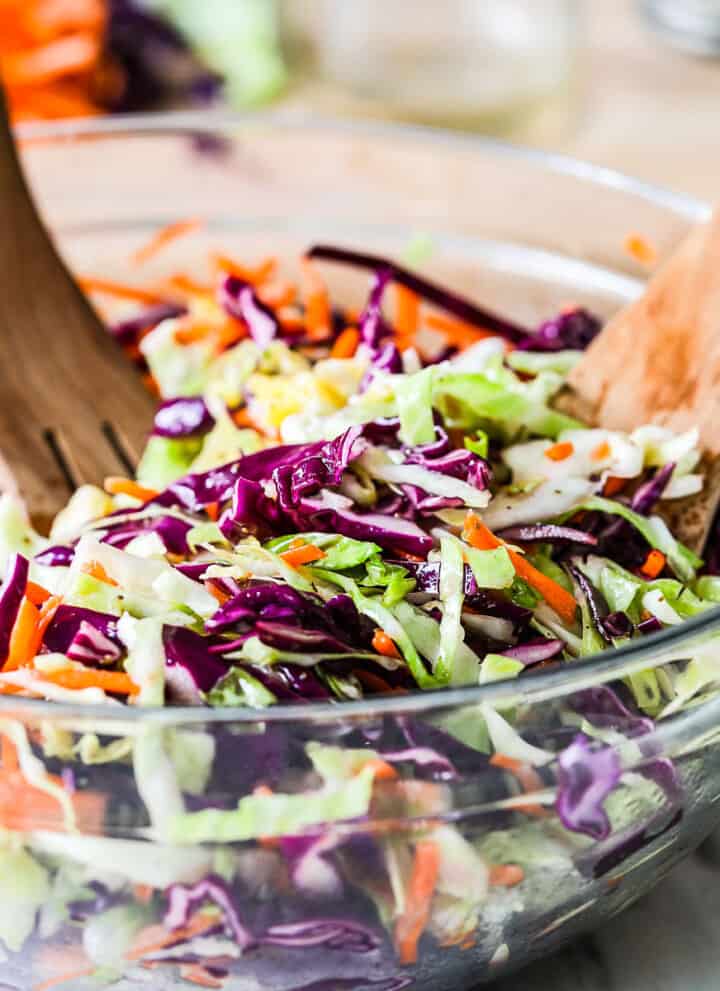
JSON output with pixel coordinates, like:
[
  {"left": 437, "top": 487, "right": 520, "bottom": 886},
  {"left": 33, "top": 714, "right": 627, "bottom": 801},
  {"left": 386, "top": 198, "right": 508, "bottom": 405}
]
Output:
[
  {"left": 0, "top": 86, "right": 155, "bottom": 533},
  {"left": 558, "top": 207, "right": 720, "bottom": 556}
]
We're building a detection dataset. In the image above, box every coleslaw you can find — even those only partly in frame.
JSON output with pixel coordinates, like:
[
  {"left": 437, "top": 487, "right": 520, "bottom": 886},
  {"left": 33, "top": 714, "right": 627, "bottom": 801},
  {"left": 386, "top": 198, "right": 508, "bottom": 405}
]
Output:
[{"left": 0, "top": 232, "right": 717, "bottom": 990}]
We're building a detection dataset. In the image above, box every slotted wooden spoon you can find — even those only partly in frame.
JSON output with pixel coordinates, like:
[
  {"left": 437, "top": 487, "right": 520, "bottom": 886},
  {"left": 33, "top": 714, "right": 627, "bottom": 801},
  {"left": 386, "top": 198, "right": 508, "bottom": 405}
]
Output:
[
  {"left": 558, "top": 207, "right": 720, "bottom": 556},
  {"left": 0, "top": 86, "right": 155, "bottom": 533}
]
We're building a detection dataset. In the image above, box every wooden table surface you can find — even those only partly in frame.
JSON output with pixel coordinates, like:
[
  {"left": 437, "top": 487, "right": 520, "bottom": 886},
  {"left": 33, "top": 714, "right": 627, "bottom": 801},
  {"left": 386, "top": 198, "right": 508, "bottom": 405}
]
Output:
[{"left": 559, "top": 0, "right": 720, "bottom": 203}]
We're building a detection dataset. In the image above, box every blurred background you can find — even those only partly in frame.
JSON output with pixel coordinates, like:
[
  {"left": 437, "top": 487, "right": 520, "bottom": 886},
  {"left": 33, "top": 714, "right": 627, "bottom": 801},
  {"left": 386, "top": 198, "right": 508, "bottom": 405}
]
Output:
[{"left": 1, "top": 0, "right": 718, "bottom": 198}]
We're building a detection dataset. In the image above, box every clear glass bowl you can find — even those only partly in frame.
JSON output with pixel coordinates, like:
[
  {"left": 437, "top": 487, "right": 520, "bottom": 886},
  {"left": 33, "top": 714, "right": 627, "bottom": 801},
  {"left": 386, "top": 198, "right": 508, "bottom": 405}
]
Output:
[{"left": 6, "top": 113, "right": 717, "bottom": 991}]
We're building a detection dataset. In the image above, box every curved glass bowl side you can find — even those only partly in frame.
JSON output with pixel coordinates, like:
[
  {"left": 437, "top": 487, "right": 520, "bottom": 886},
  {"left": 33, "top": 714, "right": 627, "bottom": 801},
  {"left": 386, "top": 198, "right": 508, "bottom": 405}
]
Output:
[
  {"left": 1, "top": 115, "right": 717, "bottom": 991},
  {"left": 6, "top": 649, "right": 720, "bottom": 990}
]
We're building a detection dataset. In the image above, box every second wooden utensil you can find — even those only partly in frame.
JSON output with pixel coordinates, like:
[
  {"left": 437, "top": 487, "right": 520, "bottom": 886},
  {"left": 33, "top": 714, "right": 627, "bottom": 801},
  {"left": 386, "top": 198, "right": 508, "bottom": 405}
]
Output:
[{"left": 560, "top": 207, "right": 720, "bottom": 555}]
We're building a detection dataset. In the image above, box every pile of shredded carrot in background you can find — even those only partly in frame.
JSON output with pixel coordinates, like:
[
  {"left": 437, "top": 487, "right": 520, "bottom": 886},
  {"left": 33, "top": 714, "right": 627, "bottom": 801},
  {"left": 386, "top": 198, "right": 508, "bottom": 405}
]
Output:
[{"left": 0, "top": 0, "right": 121, "bottom": 120}]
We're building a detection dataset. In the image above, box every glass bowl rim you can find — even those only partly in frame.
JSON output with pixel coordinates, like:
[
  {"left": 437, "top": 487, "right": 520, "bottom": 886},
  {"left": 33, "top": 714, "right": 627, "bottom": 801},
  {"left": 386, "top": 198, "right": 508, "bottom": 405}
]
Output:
[{"left": 9, "top": 108, "right": 717, "bottom": 726}]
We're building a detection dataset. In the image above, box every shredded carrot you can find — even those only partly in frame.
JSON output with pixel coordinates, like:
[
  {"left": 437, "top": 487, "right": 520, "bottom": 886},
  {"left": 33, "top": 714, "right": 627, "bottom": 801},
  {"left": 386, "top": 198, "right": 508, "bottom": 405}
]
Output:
[
  {"left": 641, "top": 549, "right": 666, "bottom": 579},
  {"left": 232, "top": 407, "right": 258, "bottom": 429},
  {"left": 465, "top": 514, "right": 577, "bottom": 626},
  {"left": 258, "top": 281, "right": 297, "bottom": 308},
  {"left": 280, "top": 543, "right": 326, "bottom": 567},
  {"left": 0, "top": 682, "right": 26, "bottom": 696},
  {"left": 173, "top": 322, "right": 214, "bottom": 345},
  {"left": 127, "top": 913, "right": 217, "bottom": 960},
  {"left": 489, "top": 753, "right": 548, "bottom": 818},
  {"left": 33, "top": 595, "right": 62, "bottom": 653},
  {"left": 330, "top": 326, "right": 360, "bottom": 359},
  {"left": 301, "top": 257, "right": 332, "bottom": 340},
  {"left": 488, "top": 864, "right": 525, "bottom": 887},
  {"left": 489, "top": 753, "right": 523, "bottom": 773},
  {"left": 38, "top": 669, "right": 139, "bottom": 695},
  {"left": 372, "top": 629, "right": 402, "bottom": 659},
  {"left": 1, "top": 736, "right": 18, "bottom": 772},
  {"left": 204, "top": 581, "right": 231, "bottom": 606},
  {"left": 212, "top": 252, "right": 277, "bottom": 286},
  {"left": 104, "top": 476, "right": 159, "bottom": 502},
  {"left": 2, "top": 33, "right": 100, "bottom": 88},
  {"left": 133, "top": 884, "right": 155, "bottom": 904},
  {"left": 395, "top": 285, "right": 420, "bottom": 341},
  {"left": 603, "top": 475, "right": 627, "bottom": 498},
  {"left": 0, "top": 767, "right": 106, "bottom": 834},
  {"left": 394, "top": 840, "right": 441, "bottom": 965},
  {"left": 205, "top": 501, "right": 220, "bottom": 522},
  {"left": 213, "top": 316, "right": 248, "bottom": 353},
  {"left": 33, "top": 962, "right": 95, "bottom": 991},
  {"left": 77, "top": 276, "right": 166, "bottom": 305},
  {"left": 80, "top": 560, "right": 117, "bottom": 586},
  {"left": 365, "top": 758, "right": 399, "bottom": 781},
  {"left": 425, "top": 312, "right": 501, "bottom": 350},
  {"left": 624, "top": 233, "right": 657, "bottom": 267},
  {"left": 4, "top": 597, "right": 40, "bottom": 671},
  {"left": 545, "top": 441, "right": 574, "bottom": 462},
  {"left": 131, "top": 218, "right": 202, "bottom": 266},
  {"left": 142, "top": 372, "right": 161, "bottom": 398},
  {"left": 165, "top": 272, "right": 213, "bottom": 296},
  {"left": 591, "top": 440, "right": 612, "bottom": 462},
  {"left": 25, "top": 580, "right": 50, "bottom": 606},
  {"left": 179, "top": 964, "right": 225, "bottom": 988}
]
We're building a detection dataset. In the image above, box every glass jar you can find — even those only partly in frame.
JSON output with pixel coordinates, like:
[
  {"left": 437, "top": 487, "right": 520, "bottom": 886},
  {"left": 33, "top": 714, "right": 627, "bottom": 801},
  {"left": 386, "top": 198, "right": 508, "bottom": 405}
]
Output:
[
  {"left": 641, "top": 0, "right": 720, "bottom": 55},
  {"left": 279, "top": 0, "right": 581, "bottom": 139}
]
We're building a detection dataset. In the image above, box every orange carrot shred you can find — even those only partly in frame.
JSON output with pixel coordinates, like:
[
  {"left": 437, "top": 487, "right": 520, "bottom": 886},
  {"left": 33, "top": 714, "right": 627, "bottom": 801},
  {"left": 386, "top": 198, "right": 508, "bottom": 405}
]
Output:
[
  {"left": 545, "top": 441, "right": 574, "bottom": 462},
  {"left": 2, "top": 33, "right": 100, "bottom": 88},
  {"left": 38, "top": 669, "right": 139, "bottom": 695},
  {"left": 77, "top": 276, "right": 166, "bottom": 305},
  {"left": 603, "top": 475, "right": 626, "bottom": 498},
  {"left": 179, "top": 964, "right": 225, "bottom": 989},
  {"left": 489, "top": 753, "right": 548, "bottom": 818},
  {"left": 301, "top": 257, "right": 332, "bottom": 340},
  {"left": 364, "top": 758, "right": 399, "bottom": 781},
  {"left": 25, "top": 581, "right": 50, "bottom": 606},
  {"left": 395, "top": 285, "right": 420, "bottom": 339},
  {"left": 489, "top": 753, "right": 522, "bottom": 773},
  {"left": 465, "top": 514, "right": 577, "bottom": 626},
  {"left": 395, "top": 840, "right": 441, "bottom": 965},
  {"left": 4, "top": 597, "right": 40, "bottom": 671},
  {"left": 1, "top": 736, "right": 18, "bottom": 772},
  {"left": 33, "top": 963, "right": 95, "bottom": 991},
  {"left": 212, "top": 252, "right": 276, "bottom": 286},
  {"left": 624, "top": 233, "right": 657, "bottom": 267},
  {"left": 165, "top": 272, "right": 213, "bottom": 296},
  {"left": 205, "top": 501, "right": 220, "bottom": 522},
  {"left": 641, "top": 549, "right": 666, "bottom": 579},
  {"left": 174, "top": 322, "right": 213, "bottom": 345},
  {"left": 104, "top": 476, "right": 159, "bottom": 502},
  {"left": 280, "top": 543, "right": 326, "bottom": 567},
  {"left": 133, "top": 883, "right": 155, "bottom": 904},
  {"left": 372, "top": 629, "right": 401, "bottom": 659},
  {"left": 425, "top": 312, "right": 501, "bottom": 350},
  {"left": 131, "top": 218, "right": 202, "bottom": 266},
  {"left": 489, "top": 864, "right": 525, "bottom": 887},
  {"left": 258, "top": 281, "right": 297, "bottom": 308},
  {"left": 33, "top": 595, "right": 62, "bottom": 654},
  {"left": 591, "top": 441, "right": 612, "bottom": 461},
  {"left": 80, "top": 560, "right": 117, "bottom": 586},
  {"left": 127, "top": 914, "right": 217, "bottom": 960},
  {"left": 330, "top": 326, "right": 360, "bottom": 359},
  {"left": 141, "top": 373, "right": 160, "bottom": 398},
  {"left": 205, "top": 581, "right": 231, "bottom": 606}
]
